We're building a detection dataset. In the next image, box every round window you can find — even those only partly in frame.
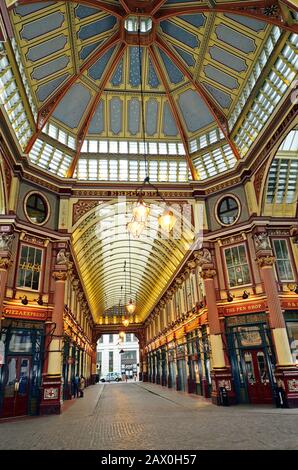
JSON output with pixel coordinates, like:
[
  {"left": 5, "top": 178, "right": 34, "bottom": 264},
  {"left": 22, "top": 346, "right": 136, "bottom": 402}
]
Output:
[
  {"left": 217, "top": 196, "right": 240, "bottom": 226},
  {"left": 25, "top": 193, "right": 49, "bottom": 225}
]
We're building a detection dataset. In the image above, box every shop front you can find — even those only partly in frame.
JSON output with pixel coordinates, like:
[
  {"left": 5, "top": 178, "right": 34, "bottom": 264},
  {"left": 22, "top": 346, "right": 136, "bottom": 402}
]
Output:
[
  {"left": 167, "top": 343, "right": 176, "bottom": 389},
  {"left": 176, "top": 342, "right": 187, "bottom": 392},
  {"left": 187, "top": 330, "right": 203, "bottom": 395},
  {"left": 226, "top": 313, "right": 276, "bottom": 405},
  {"left": 155, "top": 349, "right": 161, "bottom": 384},
  {"left": 284, "top": 311, "right": 298, "bottom": 366},
  {"left": 161, "top": 346, "right": 167, "bottom": 386},
  {"left": 0, "top": 319, "right": 44, "bottom": 418}
]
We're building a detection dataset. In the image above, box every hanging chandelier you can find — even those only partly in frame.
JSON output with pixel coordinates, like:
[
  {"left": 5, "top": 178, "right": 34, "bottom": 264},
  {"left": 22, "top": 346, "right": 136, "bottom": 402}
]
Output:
[
  {"left": 127, "top": 20, "right": 176, "bottom": 238},
  {"left": 125, "top": 235, "right": 136, "bottom": 315}
]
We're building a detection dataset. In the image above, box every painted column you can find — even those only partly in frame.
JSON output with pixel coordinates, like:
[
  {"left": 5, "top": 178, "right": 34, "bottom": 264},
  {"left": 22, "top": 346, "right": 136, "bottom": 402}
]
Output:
[
  {"left": 0, "top": 233, "right": 13, "bottom": 330},
  {"left": 195, "top": 248, "right": 236, "bottom": 405},
  {"left": 40, "top": 255, "right": 68, "bottom": 414},
  {"left": 255, "top": 233, "right": 298, "bottom": 407}
]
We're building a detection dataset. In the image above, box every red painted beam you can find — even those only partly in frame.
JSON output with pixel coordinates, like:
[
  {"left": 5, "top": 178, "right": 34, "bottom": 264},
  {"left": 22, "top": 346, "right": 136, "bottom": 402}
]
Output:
[
  {"left": 150, "top": 0, "right": 168, "bottom": 17},
  {"left": 148, "top": 45, "right": 199, "bottom": 181},
  {"left": 9, "top": 0, "right": 125, "bottom": 18},
  {"left": 25, "top": 32, "right": 121, "bottom": 154},
  {"left": 67, "top": 43, "right": 127, "bottom": 177},
  {"left": 155, "top": 1, "right": 298, "bottom": 33},
  {"left": 119, "top": 0, "right": 130, "bottom": 15},
  {"left": 155, "top": 35, "right": 241, "bottom": 160},
  {"left": 0, "top": 2, "right": 14, "bottom": 38}
]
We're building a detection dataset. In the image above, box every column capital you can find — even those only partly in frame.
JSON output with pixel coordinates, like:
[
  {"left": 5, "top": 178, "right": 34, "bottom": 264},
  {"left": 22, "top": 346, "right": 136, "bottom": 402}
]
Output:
[
  {"left": 0, "top": 256, "right": 13, "bottom": 270},
  {"left": 201, "top": 267, "right": 217, "bottom": 279},
  {"left": 187, "top": 260, "right": 196, "bottom": 272},
  {"left": 52, "top": 270, "right": 68, "bottom": 281},
  {"left": 256, "top": 255, "right": 276, "bottom": 268}
]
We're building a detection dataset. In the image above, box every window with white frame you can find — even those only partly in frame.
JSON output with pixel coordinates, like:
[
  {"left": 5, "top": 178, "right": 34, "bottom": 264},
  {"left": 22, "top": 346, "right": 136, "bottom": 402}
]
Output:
[
  {"left": 16, "top": 245, "right": 43, "bottom": 291},
  {"left": 224, "top": 245, "right": 251, "bottom": 287},
  {"left": 286, "top": 321, "right": 298, "bottom": 364},
  {"left": 272, "top": 239, "right": 295, "bottom": 281}
]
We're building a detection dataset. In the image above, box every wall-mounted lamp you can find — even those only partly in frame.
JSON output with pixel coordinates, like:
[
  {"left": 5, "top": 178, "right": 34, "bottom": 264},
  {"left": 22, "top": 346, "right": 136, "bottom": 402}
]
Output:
[
  {"left": 227, "top": 291, "right": 234, "bottom": 302},
  {"left": 20, "top": 295, "right": 28, "bottom": 305},
  {"left": 36, "top": 295, "right": 43, "bottom": 305},
  {"left": 242, "top": 291, "right": 249, "bottom": 299}
]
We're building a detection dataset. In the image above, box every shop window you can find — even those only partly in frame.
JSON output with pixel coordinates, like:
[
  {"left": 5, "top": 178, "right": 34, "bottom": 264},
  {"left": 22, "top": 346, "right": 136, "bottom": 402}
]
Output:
[
  {"left": 121, "top": 351, "right": 137, "bottom": 360},
  {"left": 286, "top": 322, "right": 298, "bottom": 364},
  {"left": 272, "top": 239, "right": 295, "bottom": 281},
  {"left": 126, "top": 333, "right": 132, "bottom": 342},
  {"left": 216, "top": 196, "right": 240, "bottom": 226},
  {"left": 17, "top": 245, "right": 42, "bottom": 291},
  {"left": 224, "top": 244, "right": 251, "bottom": 287},
  {"left": 24, "top": 193, "right": 49, "bottom": 225},
  {"left": 109, "top": 334, "right": 114, "bottom": 343}
]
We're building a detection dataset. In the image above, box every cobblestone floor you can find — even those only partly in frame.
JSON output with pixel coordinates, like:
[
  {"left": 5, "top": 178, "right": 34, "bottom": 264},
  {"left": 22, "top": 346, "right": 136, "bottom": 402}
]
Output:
[{"left": 0, "top": 382, "right": 298, "bottom": 450}]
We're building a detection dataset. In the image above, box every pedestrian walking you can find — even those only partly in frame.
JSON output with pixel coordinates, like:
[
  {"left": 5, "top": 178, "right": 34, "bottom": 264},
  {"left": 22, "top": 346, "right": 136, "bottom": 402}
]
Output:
[
  {"left": 73, "top": 374, "right": 80, "bottom": 398},
  {"left": 79, "top": 375, "right": 85, "bottom": 397}
]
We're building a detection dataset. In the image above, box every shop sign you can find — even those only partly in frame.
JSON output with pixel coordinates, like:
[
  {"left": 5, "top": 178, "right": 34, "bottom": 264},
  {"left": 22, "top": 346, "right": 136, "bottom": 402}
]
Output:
[
  {"left": 282, "top": 299, "right": 298, "bottom": 310},
  {"left": 3, "top": 307, "right": 48, "bottom": 321},
  {"left": 220, "top": 301, "right": 267, "bottom": 316}
]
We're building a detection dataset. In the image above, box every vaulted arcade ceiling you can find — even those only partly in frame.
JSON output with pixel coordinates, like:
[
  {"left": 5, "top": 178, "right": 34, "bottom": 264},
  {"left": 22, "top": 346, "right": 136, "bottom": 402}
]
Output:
[{"left": 2, "top": 0, "right": 297, "bottom": 181}]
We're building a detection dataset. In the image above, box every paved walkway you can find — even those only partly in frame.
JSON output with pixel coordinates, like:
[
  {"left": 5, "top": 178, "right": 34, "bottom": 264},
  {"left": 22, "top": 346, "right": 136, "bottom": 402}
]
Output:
[{"left": 0, "top": 382, "right": 298, "bottom": 450}]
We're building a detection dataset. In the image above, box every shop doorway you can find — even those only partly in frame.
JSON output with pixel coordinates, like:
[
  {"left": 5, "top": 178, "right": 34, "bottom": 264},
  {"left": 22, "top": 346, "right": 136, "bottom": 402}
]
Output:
[
  {"left": 243, "top": 349, "right": 272, "bottom": 404},
  {"left": 2, "top": 356, "right": 31, "bottom": 418},
  {"left": 227, "top": 317, "right": 275, "bottom": 405}
]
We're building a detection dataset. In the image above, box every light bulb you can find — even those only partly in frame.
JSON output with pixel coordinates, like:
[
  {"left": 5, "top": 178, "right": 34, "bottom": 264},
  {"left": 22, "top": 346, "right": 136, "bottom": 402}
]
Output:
[
  {"left": 123, "top": 318, "right": 129, "bottom": 327},
  {"left": 126, "top": 299, "right": 136, "bottom": 315},
  {"left": 133, "top": 199, "right": 150, "bottom": 222},
  {"left": 158, "top": 209, "right": 176, "bottom": 232},
  {"left": 127, "top": 219, "right": 145, "bottom": 238}
]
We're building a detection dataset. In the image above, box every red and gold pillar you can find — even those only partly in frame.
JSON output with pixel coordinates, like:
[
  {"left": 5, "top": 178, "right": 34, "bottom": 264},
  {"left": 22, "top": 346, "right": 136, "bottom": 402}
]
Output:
[
  {"left": 40, "top": 266, "right": 68, "bottom": 414},
  {"left": 196, "top": 248, "right": 236, "bottom": 405},
  {"left": 0, "top": 233, "right": 13, "bottom": 332},
  {"left": 256, "top": 244, "right": 298, "bottom": 407}
]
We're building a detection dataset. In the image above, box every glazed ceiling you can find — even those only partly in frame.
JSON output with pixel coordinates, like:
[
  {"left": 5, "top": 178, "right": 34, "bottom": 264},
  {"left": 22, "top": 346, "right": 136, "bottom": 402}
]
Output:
[
  {"left": 71, "top": 199, "right": 196, "bottom": 322},
  {"left": 4, "top": 0, "right": 297, "bottom": 181}
]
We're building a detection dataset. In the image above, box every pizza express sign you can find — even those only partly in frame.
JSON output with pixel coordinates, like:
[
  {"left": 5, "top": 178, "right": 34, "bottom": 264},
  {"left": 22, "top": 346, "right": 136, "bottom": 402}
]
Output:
[{"left": 3, "top": 307, "right": 48, "bottom": 321}]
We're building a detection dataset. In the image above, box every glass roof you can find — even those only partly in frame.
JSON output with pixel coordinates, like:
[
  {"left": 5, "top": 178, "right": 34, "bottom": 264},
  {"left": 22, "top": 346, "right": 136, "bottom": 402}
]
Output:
[
  {"left": 1, "top": 1, "right": 297, "bottom": 181},
  {"left": 72, "top": 198, "right": 197, "bottom": 323},
  {"left": 266, "top": 129, "right": 298, "bottom": 204}
]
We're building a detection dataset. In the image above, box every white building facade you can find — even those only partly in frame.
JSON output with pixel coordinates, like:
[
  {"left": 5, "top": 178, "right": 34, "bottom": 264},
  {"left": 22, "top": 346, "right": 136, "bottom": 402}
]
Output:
[{"left": 96, "top": 333, "right": 140, "bottom": 379}]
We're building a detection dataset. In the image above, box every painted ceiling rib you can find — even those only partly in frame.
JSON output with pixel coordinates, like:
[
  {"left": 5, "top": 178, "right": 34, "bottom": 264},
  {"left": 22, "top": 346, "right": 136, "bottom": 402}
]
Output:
[
  {"left": 67, "top": 43, "right": 127, "bottom": 177},
  {"left": 155, "top": 0, "right": 298, "bottom": 33},
  {"left": 150, "top": 0, "right": 168, "bottom": 17},
  {"left": 155, "top": 35, "right": 241, "bottom": 161},
  {"left": 118, "top": 0, "right": 130, "bottom": 14},
  {"left": 24, "top": 32, "right": 121, "bottom": 154},
  {"left": 8, "top": 0, "right": 125, "bottom": 19},
  {"left": 148, "top": 45, "right": 199, "bottom": 181}
]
